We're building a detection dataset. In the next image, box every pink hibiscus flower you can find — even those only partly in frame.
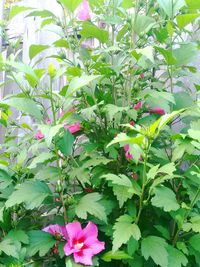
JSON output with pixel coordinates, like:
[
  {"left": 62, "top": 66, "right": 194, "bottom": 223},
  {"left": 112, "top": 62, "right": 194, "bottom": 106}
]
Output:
[
  {"left": 43, "top": 224, "right": 68, "bottom": 240},
  {"left": 64, "top": 221, "right": 105, "bottom": 266},
  {"left": 124, "top": 144, "right": 133, "bottom": 160},
  {"left": 64, "top": 122, "right": 81, "bottom": 134},
  {"left": 77, "top": 0, "right": 91, "bottom": 21},
  {"left": 149, "top": 107, "right": 165, "bottom": 115},
  {"left": 134, "top": 101, "right": 142, "bottom": 110},
  {"left": 35, "top": 130, "right": 44, "bottom": 140}
]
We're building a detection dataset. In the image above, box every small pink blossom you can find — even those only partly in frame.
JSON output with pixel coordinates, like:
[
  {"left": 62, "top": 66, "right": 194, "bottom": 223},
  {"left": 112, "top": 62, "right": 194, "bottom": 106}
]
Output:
[
  {"left": 140, "top": 73, "right": 145, "bottom": 79},
  {"left": 46, "top": 118, "right": 51, "bottom": 124},
  {"left": 35, "top": 130, "right": 44, "bottom": 140},
  {"left": 77, "top": 0, "right": 91, "bottom": 21},
  {"left": 64, "top": 221, "right": 105, "bottom": 266},
  {"left": 134, "top": 102, "right": 142, "bottom": 110},
  {"left": 124, "top": 144, "right": 133, "bottom": 160},
  {"left": 43, "top": 224, "right": 68, "bottom": 240},
  {"left": 130, "top": 121, "right": 135, "bottom": 126},
  {"left": 149, "top": 107, "right": 165, "bottom": 115},
  {"left": 64, "top": 122, "right": 81, "bottom": 134}
]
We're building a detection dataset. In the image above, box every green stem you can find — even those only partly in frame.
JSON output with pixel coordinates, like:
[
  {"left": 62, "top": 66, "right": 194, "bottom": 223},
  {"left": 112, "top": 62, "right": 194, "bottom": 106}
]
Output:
[
  {"left": 135, "top": 139, "right": 150, "bottom": 224},
  {"left": 111, "top": 0, "right": 117, "bottom": 105},
  {"left": 49, "top": 78, "right": 68, "bottom": 223}
]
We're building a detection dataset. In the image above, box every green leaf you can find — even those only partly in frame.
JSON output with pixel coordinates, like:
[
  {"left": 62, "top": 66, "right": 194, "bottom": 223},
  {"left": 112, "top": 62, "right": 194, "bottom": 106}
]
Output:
[
  {"left": 101, "top": 174, "right": 140, "bottom": 207},
  {"left": 53, "top": 39, "right": 69, "bottom": 49},
  {"left": 104, "top": 104, "right": 129, "bottom": 121},
  {"left": 26, "top": 10, "right": 55, "bottom": 18},
  {"left": 157, "top": 110, "right": 184, "bottom": 133},
  {"left": 29, "top": 44, "right": 49, "bottom": 60},
  {"left": 6, "top": 181, "right": 51, "bottom": 209},
  {"left": 112, "top": 215, "right": 141, "bottom": 252},
  {"left": 157, "top": 0, "right": 185, "bottom": 18},
  {"left": 27, "top": 231, "right": 56, "bottom": 257},
  {"left": 174, "top": 43, "right": 198, "bottom": 66},
  {"left": 176, "top": 14, "right": 200, "bottom": 29},
  {"left": 174, "top": 92, "right": 194, "bottom": 109},
  {"left": 155, "top": 47, "right": 176, "bottom": 65},
  {"left": 38, "top": 124, "right": 63, "bottom": 146},
  {"left": 6, "top": 61, "right": 39, "bottom": 81},
  {"left": 80, "top": 22, "right": 109, "bottom": 43},
  {"left": 101, "top": 174, "right": 132, "bottom": 187},
  {"left": 7, "top": 230, "right": 29, "bottom": 245},
  {"left": 158, "top": 162, "right": 176, "bottom": 176},
  {"left": 66, "top": 75, "right": 101, "bottom": 98},
  {"left": 57, "top": 130, "right": 75, "bottom": 156},
  {"left": 75, "top": 193, "right": 107, "bottom": 222},
  {"left": 189, "top": 234, "right": 200, "bottom": 253},
  {"left": 113, "top": 185, "right": 134, "bottom": 208},
  {"left": 151, "top": 186, "right": 179, "bottom": 212},
  {"left": 186, "top": 0, "right": 200, "bottom": 10},
  {"left": 28, "top": 152, "right": 53, "bottom": 169},
  {"left": 107, "top": 133, "right": 144, "bottom": 148},
  {"left": 121, "top": 0, "right": 133, "bottom": 8},
  {"left": 9, "top": 6, "right": 33, "bottom": 19},
  {"left": 167, "top": 246, "right": 188, "bottom": 267},
  {"left": 2, "top": 97, "right": 42, "bottom": 120},
  {"left": 188, "top": 120, "right": 200, "bottom": 142},
  {"left": 0, "top": 169, "right": 12, "bottom": 189},
  {"left": 133, "top": 15, "right": 156, "bottom": 35},
  {"left": 58, "top": 0, "right": 82, "bottom": 12},
  {"left": 141, "top": 236, "right": 168, "bottom": 267},
  {"left": 35, "top": 167, "right": 60, "bottom": 181},
  {"left": 0, "top": 239, "right": 20, "bottom": 259},
  {"left": 102, "top": 250, "right": 132, "bottom": 262},
  {"left": 135, "top": 46, "right": 155, "bottom": 63}
]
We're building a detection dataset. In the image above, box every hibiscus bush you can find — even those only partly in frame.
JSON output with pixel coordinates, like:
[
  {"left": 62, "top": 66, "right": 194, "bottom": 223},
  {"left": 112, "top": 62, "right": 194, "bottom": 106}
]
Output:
[{"left": 0, "top": 0, "right": 200, "bottom": 266}]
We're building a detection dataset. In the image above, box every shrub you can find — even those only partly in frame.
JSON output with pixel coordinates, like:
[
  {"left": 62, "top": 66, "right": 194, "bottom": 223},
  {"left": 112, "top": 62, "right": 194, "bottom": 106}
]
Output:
[{"left": 0, "top": 0, "right": 200, "bottom": 266}]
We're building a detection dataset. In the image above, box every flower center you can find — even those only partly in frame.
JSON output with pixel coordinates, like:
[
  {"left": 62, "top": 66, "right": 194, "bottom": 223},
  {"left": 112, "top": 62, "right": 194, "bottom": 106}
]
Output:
[{"left": 74, "top": 242, "right": 84, "bottom": 250}]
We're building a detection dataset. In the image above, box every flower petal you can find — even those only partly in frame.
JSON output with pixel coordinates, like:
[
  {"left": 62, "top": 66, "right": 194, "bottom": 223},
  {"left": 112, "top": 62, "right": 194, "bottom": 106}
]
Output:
[
  {"left": 86, "top": 239, "right": 105, "bottom": 255},
  {"left": 43, "top": 224, "right": 67, "bottom": 239},
  {"left": 74, "top": 249, "right": 93, "bottom": 266},
  {"left": 64, "top": 242, "right": 74, "bottom": 256},
  {"left": 83, "top": 222, "right": 98, "bottom": 240},
  {"left": 66, "top": 221, "right": 82, "bottom": 240}
]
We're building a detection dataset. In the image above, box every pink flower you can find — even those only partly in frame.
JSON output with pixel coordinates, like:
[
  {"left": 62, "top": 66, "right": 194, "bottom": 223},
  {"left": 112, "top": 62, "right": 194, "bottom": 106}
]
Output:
[
  {"left": 134, "top": 102, "right": 142, "bottom": 110},
  {"left": 35, "top": 130, "right": 44, "bottom": 140},
  {"left": 43, "top": 224, "right": 68, "bottom": 240},
  {"left": 130, "top": 121, "right": 135, "bottom": 126},
  {"left": 149, "top": 107, "right": 165, "bottom": 115},
  {"left": 124, "top": 144, "right": 133, "bottom": 160},
  {"left": 140, "top": 73, "right": 145, "bottom": 79},
  {"left": 77, "top": 0, "right": 91, "bottom": 21},
  {"left": 64, "top": 122, "right": 81, "bottom": 134},
  {"left": 64, "top": 221, "right": 105, "bottom": 266}
]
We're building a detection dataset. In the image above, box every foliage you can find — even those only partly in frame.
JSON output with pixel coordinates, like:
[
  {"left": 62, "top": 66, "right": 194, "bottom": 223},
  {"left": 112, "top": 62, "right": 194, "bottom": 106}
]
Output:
[{"left": 0, "top": 0, "right": 200, "bottom": 266}]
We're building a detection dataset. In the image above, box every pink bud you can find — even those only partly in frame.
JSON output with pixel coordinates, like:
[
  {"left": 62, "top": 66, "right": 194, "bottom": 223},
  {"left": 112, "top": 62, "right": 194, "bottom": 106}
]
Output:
[
  {"left": 77, "top": 0, "right": 91, "bottom": 21},
  {"left": 64, "top": 121, "right": 81, "bottom": 134},
  {"left": 134, "top": 102, "right": 142, "bottom": 110},
  {"left": 149, "top": 107, "right": 165, "bottom": 115},
  {"left": 130, "top": 121, "right": 135, "bottom": 126},
  {"left": 35, "top": 130, "right": 44, "bottom": 140},
  {"left": 140, "top": 73, "right": 145, "bottom": 79}
]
